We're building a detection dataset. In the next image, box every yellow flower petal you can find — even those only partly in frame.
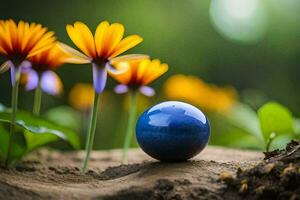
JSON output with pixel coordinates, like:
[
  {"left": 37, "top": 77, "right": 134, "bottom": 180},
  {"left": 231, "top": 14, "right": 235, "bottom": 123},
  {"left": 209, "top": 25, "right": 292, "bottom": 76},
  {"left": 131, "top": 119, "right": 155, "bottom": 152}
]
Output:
[
  {"left": 108, "top": 62, "right": 132, "bottom": 84},
  {"left": 63, "top": 20, "right": 142, "bottom": 61},
  {"left": 0, "top": 21, "right": 13, "bottom": 51},
  {"left": 7, "top": 19, "right": 17, "bottom": 48},
  {"left": 108, "top": 54, "right": 149, "bottom": 84},
  {"left": 142, "top": 61, "right": 168, "bottom": 85},
  {"left": 63, "top": 56, "right": 91, "bottom": 64},
  {"left": 25, "top": 24, "right": 47, "bottom": 51},
  {"left": 28, "top": 31, "right": 56, "bottom": 57},
  {"left": 110, "top": 58, "right": 168, "bottom": 87},
  {"left": 102, "top": 23, "right": 124, "bottom": 58},
  {"left": 16, "top": 21, "right": 25, "bottom": 49},
  {"left": 110, "top": 54, "right": 149, "bottom": 64},
  {"left": 95, "top": 21, "right": 109, "bottom": 57},
  {"left": 20, "top": 22, "right": 30, "bottom": 51},
  {"left": 66, "top": 22, "right": 95, "bottom": 58},
  {"left": 109, "top": 35, "right": 143, "bottom": 58},
  {"left": 138, "top": 59, "right": 160, "bottom": 82},
  {"left": 58, "top": 42, "right": 90, "bottom": 64},
  {"left": 66, "top": 25, "right": 86, "bottom": 56},
  {"left": 0, "top": 20, "right": 56, "bottom": 60},
  {"left": 73, "top": 22, "right": 96, "bottom": 57},
  {"left": 136, "top": 59, "right": 151, "bottom": 82}
]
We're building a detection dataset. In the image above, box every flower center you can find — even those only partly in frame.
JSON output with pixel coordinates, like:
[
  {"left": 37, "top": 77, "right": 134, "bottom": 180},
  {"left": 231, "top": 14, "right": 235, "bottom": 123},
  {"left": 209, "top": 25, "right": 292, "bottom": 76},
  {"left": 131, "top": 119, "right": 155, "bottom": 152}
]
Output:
[{"left": 92, "top": 58, "right": 107, "bottom": 68}]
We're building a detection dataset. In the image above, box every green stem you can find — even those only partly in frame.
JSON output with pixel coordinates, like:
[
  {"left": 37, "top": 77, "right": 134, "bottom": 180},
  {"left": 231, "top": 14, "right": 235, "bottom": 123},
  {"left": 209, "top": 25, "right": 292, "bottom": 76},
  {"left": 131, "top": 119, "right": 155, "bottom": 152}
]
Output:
[
  {"left": 32, "top": 75, "right": 42, "bottom": 115},
  {"left": 5, "top": 68, "right": 21, "bottom": 167},
  {"left": 266, "top": 138, "right": 274, "bottom": 152},
  {"left": 266, "top": 132, "right": 276, "bottom": 152},
  {"left": 122, "top": 91, "right": 137, "bottom": 164},
  {"left": 81, "top": 92, "right": 100, "bottom": 173},
  {"left": 266, "top": 141, "right": 271, "bottom": 152}
]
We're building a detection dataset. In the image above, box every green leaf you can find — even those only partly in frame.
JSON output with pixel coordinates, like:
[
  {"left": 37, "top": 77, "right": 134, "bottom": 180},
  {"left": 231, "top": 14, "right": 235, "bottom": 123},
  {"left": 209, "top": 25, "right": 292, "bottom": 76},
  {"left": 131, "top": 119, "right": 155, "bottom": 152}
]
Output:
[
  {"left": 0, "top": 123, "right": 27, "bottom": 164},
  {"left": 208, "top": 112, "right": 264, "bottom": 150},
  {"left": 45, "top": 106, "right": 81, "bottom": 131},
  {"left": 258, "top": 102, "right": 294, "bottom": 142},
  {"left": 0, "top": 111, "right": 81, "bottom": 151},
  {"left": 294, "top": 118, "right": 300, "bottom": 135},
  {"left": 270, "top": 134, "right": 295, "bottom": 151},
  {"left": 225, "top": 103, "right": 263, "bottom": 141}
]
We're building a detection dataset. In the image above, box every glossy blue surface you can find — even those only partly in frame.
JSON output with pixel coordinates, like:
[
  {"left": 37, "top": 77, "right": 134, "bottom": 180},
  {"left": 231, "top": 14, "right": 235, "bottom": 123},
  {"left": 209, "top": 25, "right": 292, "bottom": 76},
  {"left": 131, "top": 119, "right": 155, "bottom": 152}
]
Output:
[{"left": 136, "top": 101, "right": 210, "bottom": 161}]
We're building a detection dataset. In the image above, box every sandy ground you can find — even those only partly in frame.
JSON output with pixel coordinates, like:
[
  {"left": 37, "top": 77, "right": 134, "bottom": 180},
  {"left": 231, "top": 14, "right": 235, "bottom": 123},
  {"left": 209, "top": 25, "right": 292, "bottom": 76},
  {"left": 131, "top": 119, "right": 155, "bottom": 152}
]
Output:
[{"left": 0, "top": 146, "right": 262, "bottom": 200}]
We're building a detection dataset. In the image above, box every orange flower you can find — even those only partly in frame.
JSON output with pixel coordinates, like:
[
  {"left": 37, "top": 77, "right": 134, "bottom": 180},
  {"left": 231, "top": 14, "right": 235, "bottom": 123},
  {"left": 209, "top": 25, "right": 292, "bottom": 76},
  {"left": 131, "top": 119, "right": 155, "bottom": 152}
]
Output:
[
  {"left": 59, "top": 21, "right": 144, "bottom": 94},
  {"left": 21, "top": 42, "right": 88, "bottom": 97},
  {"left": 61, "top": 21, "right": 145, "bottom": 172},
  {"left": 69, "top": 83, "right": 95, "bottom": 111},
  {"left": 19, "top": 43, "right": 77, "bottom": 96},
  {"left": 0, "top": 19, "right": 57, "bottom": 162},
  {"left": 29, "top": 43, "right": 70, "bottom": 72},
  {"left": 109, "top": 57, "right": 168, "bottom": 164},
  {"left": 163, "top": 74, "right": 237, "bottom": 113},
  {"left": 110, "top": 58, "right": 168, "bottom": 96},
  {"left": 0, "top": 19, "right": 56, "bottom": 70},
  {"left": 62, "top": 21, "right": 143, "bottom": 61}
]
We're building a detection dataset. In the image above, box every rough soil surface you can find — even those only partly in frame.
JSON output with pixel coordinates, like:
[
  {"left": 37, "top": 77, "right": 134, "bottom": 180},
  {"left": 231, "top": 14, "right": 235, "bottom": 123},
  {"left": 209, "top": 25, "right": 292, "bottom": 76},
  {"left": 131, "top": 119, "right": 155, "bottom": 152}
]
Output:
[
  {"left": 0, "top": 146, "right": 262, "bottom": 200},
  {"left": 222, "top": 140, "right": 300, "bottom": 200}
]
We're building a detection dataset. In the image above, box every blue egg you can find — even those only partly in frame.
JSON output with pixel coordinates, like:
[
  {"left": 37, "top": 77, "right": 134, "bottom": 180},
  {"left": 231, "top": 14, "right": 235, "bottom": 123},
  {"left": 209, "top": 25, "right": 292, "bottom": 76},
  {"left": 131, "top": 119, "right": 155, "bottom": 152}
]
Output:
[{"left": 136, "top": 101, "right": 210, "bottom": 162}]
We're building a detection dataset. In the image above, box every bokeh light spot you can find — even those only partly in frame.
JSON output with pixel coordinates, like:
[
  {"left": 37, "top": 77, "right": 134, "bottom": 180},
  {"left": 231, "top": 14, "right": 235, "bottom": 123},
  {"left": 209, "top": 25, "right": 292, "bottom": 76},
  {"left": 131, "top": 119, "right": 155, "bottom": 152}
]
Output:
[{"left": 209, "top": 0, "right": 268, "bottom": 44}]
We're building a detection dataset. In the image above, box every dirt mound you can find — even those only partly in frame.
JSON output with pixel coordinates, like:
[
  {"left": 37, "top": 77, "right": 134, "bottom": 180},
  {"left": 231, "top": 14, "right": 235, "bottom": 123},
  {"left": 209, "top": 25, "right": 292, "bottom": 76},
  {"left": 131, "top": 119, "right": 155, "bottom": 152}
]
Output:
[{"left": 222, "top": 140, "right": 300, "bottom": 200}]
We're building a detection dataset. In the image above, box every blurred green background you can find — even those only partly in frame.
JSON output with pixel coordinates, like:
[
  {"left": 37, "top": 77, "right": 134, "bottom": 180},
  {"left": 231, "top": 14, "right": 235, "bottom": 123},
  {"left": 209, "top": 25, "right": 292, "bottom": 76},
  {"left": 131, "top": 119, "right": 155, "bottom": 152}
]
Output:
[{"left": 1, "top": 0, "right": 300, "bottom": 150}]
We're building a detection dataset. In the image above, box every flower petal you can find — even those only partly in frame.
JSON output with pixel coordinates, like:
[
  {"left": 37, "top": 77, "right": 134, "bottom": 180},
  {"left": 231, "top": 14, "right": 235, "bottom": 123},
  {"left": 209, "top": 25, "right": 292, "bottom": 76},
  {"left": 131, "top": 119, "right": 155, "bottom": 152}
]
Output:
[
  {"left": 41, "top": 71, "right": 63, "bottom": 95},
  {"left": 20, "top": 60, "right": 32, "bottom": 69},
  {"left": 92, "top": 63, "right": 107, "bottom": 94},
  {"left": 139, "top": 86, "right": 155, "bottom": 97},
  {"left": 7, "top": 19, "right": 18, "bottom": 49},
  {"left": 142, "top": 62, "right": 168, "bottom": 85},
  {"left": 108, "top": 63, "right": 131, "bottom": 85},
  {"left": 10, "top": 63, "right": 21, "bottom": 87},
  {"left": 21, "top": 69, "right": 38, "bottom": 91},
  {"left": 109, "top": 54, "right": 149, "bottom": 85},
  {"left": 66, "top": 22, "right": 96, "bottom": 58},
  {"left": 0, "top": 20, "right": 13, "bottom": 52},
  {"left": 24, "top": 23, "right": 47, "bottom": 52},
  {"left": 27, "top": 42, "right": 55, "bottom": 58},
  {"left": 73, "top": 22, "right": 96, "bottom": 57},
  {"left": 109, "top": 35, "right": 143, "bottom": 58},
  {"left": 114, "top": 84, "right": 128, "bottom": 94},
  {"left": 28, "top": 31, "right": 56, "bottom": 57},
  {"left": 58, "top": 42, "right": 91, "bottom": 64},
  {"left": 136, "top": 59, "right": 151, "bottom": 83},
  {"left": 106, "top": 62, "right": 129, "bottom": 75},
  {"left": 95, "top": 21, "right": 109, "bottom": 57},
  {"left": 102, "top": 23, "right": 124, "bottom": 58},
  {"left": 20, "top": 21, "right": 30, "bottom": 51},
  {"left": 110, "top": 54, "right": 149, "bottom": 64},
  {"left": 66, "top": 24, "right": 88, "bottom": 56}
]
